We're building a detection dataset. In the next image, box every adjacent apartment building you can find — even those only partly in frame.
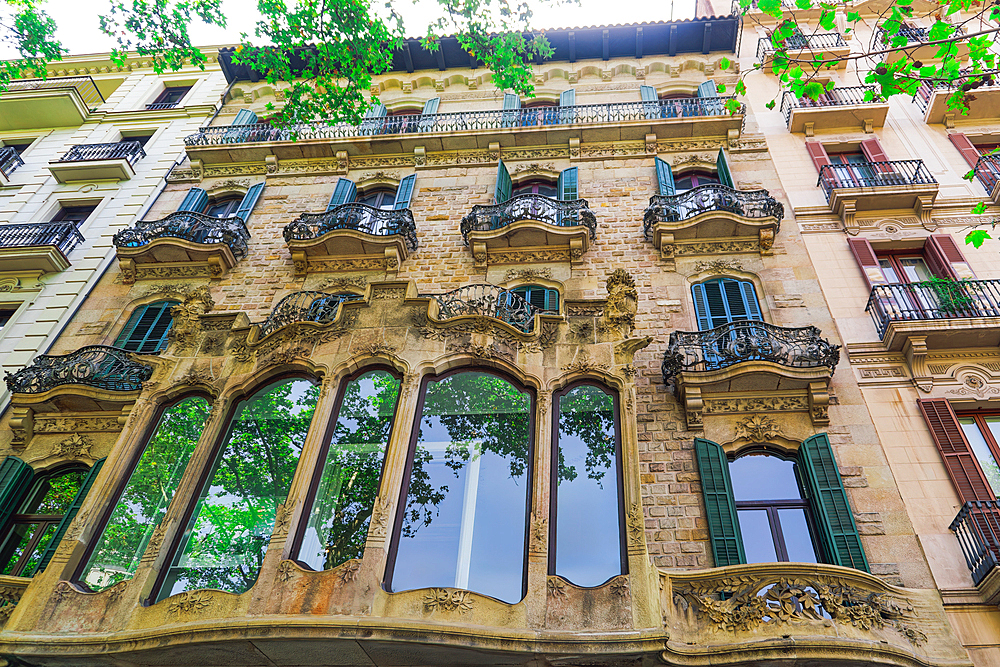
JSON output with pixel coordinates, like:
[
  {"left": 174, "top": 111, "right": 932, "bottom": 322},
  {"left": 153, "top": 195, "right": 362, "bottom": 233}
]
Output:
[{"left": 0, "top": 7, "right": 995, "bottom": 667}]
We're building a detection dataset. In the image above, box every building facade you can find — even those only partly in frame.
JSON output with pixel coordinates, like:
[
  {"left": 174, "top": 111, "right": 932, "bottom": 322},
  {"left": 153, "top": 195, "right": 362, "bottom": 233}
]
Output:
[{"left": 0, "top": 10, "right": 993, "bottom": 667}]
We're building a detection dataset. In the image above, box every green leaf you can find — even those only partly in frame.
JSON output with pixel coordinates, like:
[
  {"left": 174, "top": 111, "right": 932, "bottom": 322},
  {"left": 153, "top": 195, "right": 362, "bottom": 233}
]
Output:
[
  {"left": 847, "top": 11, "right": 860, "bottom": 21},
  {"left": 963, "top": 169, "right": 976, "bottom": 182},
  {"left": 719, "top": 57, "right": 731, "bottom": 70},
  {"left": 765, "top": 99, "right": 776, "bottom": 110},
  {"left": 972, "top": 202, "right": 988, "bottom": 215},
  {"left": 966, "top": 229, "right": 992, "bottom": 248},
  {"left": 717, "top": 83, "right": 727, "bottom": 93},
  {"left": 819, "top": 9, "right": 836, "bottom": 30}
]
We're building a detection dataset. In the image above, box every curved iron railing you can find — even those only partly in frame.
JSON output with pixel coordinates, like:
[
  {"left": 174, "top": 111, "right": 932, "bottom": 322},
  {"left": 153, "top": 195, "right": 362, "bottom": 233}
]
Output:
[
  {"left": 426, "top": 284, "right": 540, "bottom": 333},
  {"left": 951, "top": 500, "right": 1000, "bottom": 586},
  {"left": 184, "top": 97, "right": 744, "bottom": 146},
  {"left": 914, "top": 70, "right": 998, "bottom": 112},
  {"left": 113, "top": 211, "right": 251, "bottom": 260},
  {"left": 0, "top": 222, "right": 84, "bottom": 256},
  {"left": 460, "top": 194, "right": 597, "bottom": 245},
  {"left": 283, "top": 203, "right": 418, "bottom": 252},
  {"left": 779, "top": 86, "right": 881, "bottom": 126},
  {"left": 258, "top": 291, "right": 361, "bottom": 338},
  {"left": 0, "top": 146, "right": 24, "bottom": 179},
  {"left": 661, "top": 320, "right": 840, "bottom": 383},
  {"left": 4, "top": 345, "right": 153, "bottom": 394},
  {"left": 56, "top": 141, "right": 146, "bottom": 165},
  {"left": 643, "top": 185, "right": 783, "bottom": 239}
]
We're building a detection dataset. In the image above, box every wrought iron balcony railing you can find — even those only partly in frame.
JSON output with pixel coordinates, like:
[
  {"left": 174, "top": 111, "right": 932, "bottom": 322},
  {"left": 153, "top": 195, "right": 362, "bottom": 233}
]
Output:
[
  {"left": 779, "top": 86, "right": 881, "bottom": 124},
  {"left": 283, "top": 203, "right": 418, "bottom": 252},
  {"left": 5, "top": 76, "right": 104, "bottom": 107},
  {"left": 460, "top": 194, "right": 597, "bottom": 245},
  {"left": 0, "top": 147, "right": 24, "bottom": 179},
  {"left": 184, "top": 98, "right": 744, "bottom": 146},
  {"left": 866, "top": 280, "right": 1000, "bottom": 337},
  {"left": 55, "top": 141, "right": 146, "bottom": 165},
  {"left": 113, "top": 211, "right": 250, "bottom": 260},
  {"left": 756, "top": 32, "right": 848, "bottom": 61},
  {"left": 259, "top": 291, "right": 361, "bottom": 338},
  {"left": 661, "top": 320, "right": 840, "bottom": 383},
  {"left": 880, "top": 24, "right": 963, "bottom": 44},
  {"left": 0, "top": 222, "right": 84, "bottom": 256},
  {"left": 425, "top": 284, "right": 540, "bottom": 333},
  {"left": 642, "top": 185, "right": 783, "bottom": 238},
  {"left": 145, "top": 102, "right": 179, "bottom": 111},
  {"left": 971, "top": 154, "right": 1000, "bottom": 194},
  {"left": 4, "top": 346, "right": 153, "bottom": 394},
  {"left": 816, "top": 160, "right": 936, "bottom": 201},
  {"left": 913, "top": 71, "right": 997, "bottom": 112},
  {"left": 950, "top": 501, "right": 1000, "bottom": 586}
]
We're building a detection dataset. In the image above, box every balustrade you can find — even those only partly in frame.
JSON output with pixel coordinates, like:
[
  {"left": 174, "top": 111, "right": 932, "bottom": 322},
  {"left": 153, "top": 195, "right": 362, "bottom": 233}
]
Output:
[
  {"left": 284, "top": 203, "right": 418, "bottom": 251},
  {"left": 5, "top": 346, "right": 153, "bottom": 394},
  {"left": 461, "top": 194, "right": 597, "bottom": 245},
  {"left": 756, "top": 32, "right": 848, "bottom": 61},
  {"left": 0, "top": 222, "right": 83, "bottom": 256},
  {"left": 55, "top": 141, "right": 145, "bottom": 165},
  {"left": 113, "top": 211, "right": 250, "bottom": 260},
  {"left": 867, "top": 280, "right": 1000, "bottom": 337},
  {"left": 6, "top": 76, "right": 104, "bottom": 107},
  {"left": 780, "top": 86, "right": 881, "bottom": 124},
  {"left": 0, "top": 147, "right": 23, "bottom": 178},
  {"left": 950, "top": 501, "right": 1000, "bottom": 586},
  {"left": 258, "top": 292, "right": 360, "bottom": 338},
  {"left": 642, "top": 184, "right": 782, "bottom": 238},
  {"left": 817, "top": 160, "right": 936, "bottom": 201},
  {"left": 425, "top": 284, "right": 540, "bottom": 333}
]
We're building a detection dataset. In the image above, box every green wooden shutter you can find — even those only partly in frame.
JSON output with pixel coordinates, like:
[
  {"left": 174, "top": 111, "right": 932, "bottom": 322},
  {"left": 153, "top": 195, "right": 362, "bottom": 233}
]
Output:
[
  {"left": 502, "top": 93, "right": 521, "bottom": 128},
  {"left": 327, "top": 178, "right": 357, "bottom": 211},
  {"left": 360, "top": 104, "right": 387, "bottom": 135},
  {"left": 35, "top": 458, "right": 106, "bottom": 575},
  {"left": 694, "top": 438, "right": 745, "bottom": 568},
  {"left": 394, "top": 174, "right": 416, "bottom": 210},
  {"left": 495, "top": 160, "right": 512, "bottom": 204},
  {"left": 716, "top": 148, "right": 734, "bottom": 188},
  {"left": 234, "top": 182, "right": 264, "bottom": 222},
  {"left": 740, "top": 282, "right": 762, "bottom": 320},
  {"left": 115, "top": 301, "right": 178, "bottom": 353},
  {"left": 640, "top": 84, "right": 660, "bottom": 119},
  {"left": 655, "top": 157, "right": 675, "bottom": 196},
  {"left": 0, "top": 457, "right": 33, "bottom": 536},
  {"left": 513, "top": 286, "right": 558, "bottom": 312},
  {"left": 557, "top": 167, "right": 578, "bottom": 201},
  {"left": 231, "top": 109, "right": 258, "bottom": 125},
  {"left": 697, "top": 81, "right": 718, "bottom": 98},
  {"left": 177, "top": 188, "right": 208, "bottom": 213},
  {"left": 799, "top": 434, "right": 869, "bottom": 572}
]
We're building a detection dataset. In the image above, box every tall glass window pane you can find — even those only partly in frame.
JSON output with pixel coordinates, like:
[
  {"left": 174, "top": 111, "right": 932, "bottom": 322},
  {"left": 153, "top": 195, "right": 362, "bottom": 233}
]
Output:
[
  {"left": 554, "top": 384, "right": 622, "bottom": 587},
  {"left": 390, "top": 372, "right": 531, "bottom": 603},
  {"left": 158, "top": 379, "right": 317, "bottom": 600},
  {"left": 297, "top": 370, "right": 400, "bottom": 571},
  {"left": 81, "top": 397, "right": 209, "bottom": 590},
  {"left": 959, "top": 418, "right": 1000, "bottom": 495}
]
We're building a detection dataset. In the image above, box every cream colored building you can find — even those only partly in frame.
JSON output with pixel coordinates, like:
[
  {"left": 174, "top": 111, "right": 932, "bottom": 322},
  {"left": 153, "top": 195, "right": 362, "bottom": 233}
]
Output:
[{"left": 0, "top": 12, "right": 991, "bottom": 667}]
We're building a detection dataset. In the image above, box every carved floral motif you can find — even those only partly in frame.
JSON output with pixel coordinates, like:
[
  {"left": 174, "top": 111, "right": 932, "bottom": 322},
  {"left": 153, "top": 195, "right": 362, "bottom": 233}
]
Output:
[
  {"left": 423, "top": 588, "right": 474, "bottom": 613},
  {"left": 735, "top": 414, "right": 781, "bottom": 443},
  {"left": 167, "top": 591, "right": 213, "bottom": 614},
  {"left": 54, "top": 433, "right": 94, "bottom": 458}
]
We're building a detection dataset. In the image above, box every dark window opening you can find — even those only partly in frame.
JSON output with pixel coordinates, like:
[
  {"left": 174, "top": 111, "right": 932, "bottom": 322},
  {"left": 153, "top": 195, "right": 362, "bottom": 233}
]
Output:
[
  {"left": 512, "top": 178, "right": 557, "bottom": 198},
  {"left": 4, "top": 142, "right": 32, "bottom": 156},
  {"left": 151, "top": 86, "right": 191, "bottom": 106},
  {"left": 50, "top": 205, "right": 97, "bottom": 226},
  {"left": 120, "top": 134, "right": 153, "bottom": 148},
  {"left": 204, "top": 196, "right": 242, "bottom": 218},
  {"left": 0, "top": 309, "right": 14, "bottom": 332},
  {"left": 356, "top": 188, "right": 397, "bottom": 210},
  {"left": 674, "top": 170, "right": 720, "bottom": 192}
]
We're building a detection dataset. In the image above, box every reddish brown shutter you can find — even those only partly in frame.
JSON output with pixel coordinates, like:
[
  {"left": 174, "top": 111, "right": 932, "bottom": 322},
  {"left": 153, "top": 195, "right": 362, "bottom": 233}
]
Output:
[
  {"left": 918, "top": 398, "right": 996, "bottom": 503},
  {"left": 847, "top": 238, "right": 887, "bottom": 288},
  {"left": 925, "top": 234, "right": 975, "bottom": 280},
  {"left": 948, "top": 132, "right": 982, "bottom": 169},
  {"left": 860, "top": 136, "right": 890, "bottom": 163},
  {"left": 806, "top": 141, "right": 832, "bottom": 173}
]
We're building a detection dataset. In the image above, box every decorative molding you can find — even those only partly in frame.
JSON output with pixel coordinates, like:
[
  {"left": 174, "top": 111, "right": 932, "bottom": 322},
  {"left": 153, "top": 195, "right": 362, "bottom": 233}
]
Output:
[
  {"left": 695, "top": 259, "right": 745, "bottom": 275},
  {"left": 272, "top": 504, "right": 292, "bottom": 537},
  {"left": 306, "top": 257, "right": 386, "bottom": 273},
  {"left": 859, "top": 367, "right": 906, "bottom": 379},
  {"left": 626, "top": 502, "right": 644, "bottom": 547},
  {"left": 369, "top": 495, "right": 391, "bottom": 540},
  {"left": 603, "top": 269, "right": 638, "bottom": 339},
  {"left": 33, "top": 415, "right": 122, "bottom": 434},
  {"left": 503, "top": 267, "right": 552, "bottom": 283},
  {"left": 561, "top": 351, "right": 611, "bottom": 374},
  {"left": 530, "top": 512, "right": 547, "bottom": 552},
  {"left": 703, "top": 396, "right": 810, "bottom": 414},
  {"left": 276, "top": 560, "right": 296, "bottom": 582},
  {"left": 735, "top": 414, "right": 781, "bottom": 442},
  {"left": 547, "top": 577, "right": 567, "bottom": 598},
  {"left": 487, "top": 248, "right": 572, "bottom": 265},
  {"left": 54, "top": 433, "right": 94, "bottom": 459},
  {"left": 317, "top": 276, "right": 368, "bottom": 292},
  {"left": 167, "top": 591, "right": 213, "bottom": 615},
  {"left": 675, "top": 240, "right": 759, "bottom": 255},
  {"left": 423, "top": 588, "right": 473, "bottom": 613}
]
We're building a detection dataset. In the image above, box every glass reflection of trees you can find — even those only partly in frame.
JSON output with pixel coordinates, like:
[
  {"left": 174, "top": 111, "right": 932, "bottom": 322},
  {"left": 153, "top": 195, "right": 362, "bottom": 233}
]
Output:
[
  {"left": 553, "top": 384, "right": 623, "bottom": 588},
  {"left": 297, "top": 370, "right": 400, "bottom": 571},
  {"left": 157, "top": 380, "right": 317, "bottom": 600},
  {"left": 390, "top": 371, "right": 532, "bottom": 603},
  {"left": 80, "top": 396, "right": 209, "bottom": 591}
]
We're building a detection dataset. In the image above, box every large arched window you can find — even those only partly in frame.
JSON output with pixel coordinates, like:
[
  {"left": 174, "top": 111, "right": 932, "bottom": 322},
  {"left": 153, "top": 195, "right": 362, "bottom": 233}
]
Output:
[
  {"left": 551, "top": 383, "right": 625, "bottom": 587},
  {"left": 292, "top": 369, "right": 401, "bottom": 571},
  {"left": 387, "top": 371, "right": 533, "bottom": 603},
  {"left": 155, "top": 378, "right": 318, "bottom": 601},
  {"left": 691, "top": 278, "right": 762, "bottom": 331},
  {"left": 114, "top": 300, "right": 179, "bottom": 353},
  {"left": 77, "top": 396, "right": 210, "bottom": 591}
]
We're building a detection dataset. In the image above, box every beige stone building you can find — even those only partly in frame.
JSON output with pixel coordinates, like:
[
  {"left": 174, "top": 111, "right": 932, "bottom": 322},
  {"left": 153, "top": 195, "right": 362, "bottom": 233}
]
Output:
[{"left": 0, "top": 9, "right": 994, "bottom": 667}]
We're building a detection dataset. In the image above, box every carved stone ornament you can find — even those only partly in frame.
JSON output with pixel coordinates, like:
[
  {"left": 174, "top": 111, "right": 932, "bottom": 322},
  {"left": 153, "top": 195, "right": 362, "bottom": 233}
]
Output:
[
  {"left": 735, "top": 414, "right": 781, "bottom": 443},
  {"left": 206, "top": 178, "right": 251, "bottom": 194},
  {"left": 167, "top": 591, "right": 213, "bottom": 615},
  {"left": 369, "top": 495, "right": 391, "bottom": 539},
  {"left": 354, "top": 341, "right": 398, "bottom": 358},
  {"left": 530, "top": 512, "right": 548, "bottom": 551},
  {"left": 167, "top": 287, "right": 215, "bottom": 352},
  {"left": 0, "top": 583, "right": 25, "bottom": 622},
  {"left": 423, "top": 588, "right": 474, "bottom": 613},
  {"left": 511, "top": 162, "right": 556, "bottom": 176},
  {"left": 703, "top": 396, "right": 809, "bottom": 414},
  {"left": 277, "top": 560, "right": 296, "bottom": 582},
  {"left": 695, "top": 259, "right": 745, "bottom": 275},
  {"left": 602, "top": 269, "right": 638, "bottom": 337},
  {"left": 611, "top": 578, "right": 630, "bottom": 600},
  {"left": 51, "top": 581, "right": 72, "bottom": 604},
  {"left": 0, "top": 277, "right": 21, "bottom": 292},
  {"left": 626, "top": 502, "right": 644, "bottom": 547},
  {"left": 561, "top": 351, "right": 610, "bottom": 375},
  {"left": 318, "top": 276, "right": 367, "bottom": 292},
  {"left": 141, "top": 524, "right": 165, "bottom": 563},
  {"left": 503, "top": 268, "right": 552, "bottom": 283},
  {"left": 54, "top": 433, "right": 94, "bottom": 458},
  {"left": 338, "top": 559, "right": 361, "bottom": 584},
  {"left": 272, "top": 504, "right": 292, "bottom": 537},
  {"left": 356, "top": 170, "right": 399, "bottom": 187},
  {"left": 547, "top": 577, "right": 567, "bottom": 598}
]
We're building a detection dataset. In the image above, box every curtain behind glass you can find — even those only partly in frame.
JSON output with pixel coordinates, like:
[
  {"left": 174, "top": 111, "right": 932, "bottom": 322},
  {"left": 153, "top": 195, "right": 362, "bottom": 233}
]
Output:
[
  {"left": 391, "top": 372, "right": 531, "bottom": 603},
  {"left": 80, "top": 396, "right": 209, "bottom": 591},
  {"left": 297, "top": 370, "right": 400, "bottom": 571},
  {"left": 554, "top": 384, "right": 622, "bottom": 587},
  {"left": 157, "top": 380, "right": 317, "bottom": 600}
]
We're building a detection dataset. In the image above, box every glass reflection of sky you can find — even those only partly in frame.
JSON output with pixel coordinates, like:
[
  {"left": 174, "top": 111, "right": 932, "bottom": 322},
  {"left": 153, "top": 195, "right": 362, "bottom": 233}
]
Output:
[
  {"left": 960, "top": 419, "right": 1000, "bottom": 496},
  {"left": 730, "top": 455, "right": 801, "bottom": 501},
  {"left": 555, "top": 386, "right": 621, "bottom": 588}
]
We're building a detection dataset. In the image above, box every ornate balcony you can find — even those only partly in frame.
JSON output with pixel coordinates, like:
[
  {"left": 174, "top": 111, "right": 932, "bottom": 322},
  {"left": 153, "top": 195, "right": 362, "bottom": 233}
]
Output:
[
  {"left": 757, "top": 32, "right": 850, "bottom": 71},
  {"left": 866, "top": 280, "right": 1000, "bottom": 351},
  {"left": 880, "top": 24, "right": 968, "bottom": 62},
  {"left": 817, "top": 160, "right": 938, "bottom": 231},
  {"left": 643, "top": 185, "right": 782, "bottom": 264},
  {"left": 5, "top": 346, "right": 152, "bottom": 395},
  {"left": 113, "top": 211, "right": 250, "bottom": 283},
  {"left": 461, "top": 194, "right": 596, "bottom": 269},
  {"left": 0, "top": 76, "right": 103, "bottom": 131},
  {"left": 283, "top": 203, "right": 417, "bottom": 276},
  {"left": 48, "top": 141, "right": 146, "bottom": 183},
  {"left": 182, "top": 98, "right": 745, "bottom": 164},
  {"left": 971, "top": 154, "right": 1000, "bottom": 204},
  {"left": 780, "top": 86, "right": 889, "bottom": 133},
  {"left": 425, "top": 284, "right": 540, "bottom": 333},
  {"left": 0, "top": 222, "right": 84, "bottom": 273},
  {"left": 951, "top": 501, "right": 1000, "bottom": 597},
  {"left": 915, "top": 73, "right": 1000, "bottom": 124},
  {"left": 257, "top": 291, "right": 361, "bottom": 339},
  {"left": 0, "top": 146, "right": 24, "bottom": 183},
  {"left": 662, "top": 320, "right": 839, "bottom": 428}
]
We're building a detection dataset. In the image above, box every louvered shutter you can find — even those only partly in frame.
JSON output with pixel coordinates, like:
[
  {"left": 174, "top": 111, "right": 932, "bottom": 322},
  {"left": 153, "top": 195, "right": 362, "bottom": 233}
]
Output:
[
  {"left": 0, "top": 457, "right": 33, "bottom": 537},
  {"left": 859, "top": 136, "right": 890, "bottom": 163},
  {"left": 655, "top": 158, "right": 675, "bottom": 197},
  {"left": 495, "top": 160, "right": 512, "bottom": 204},
  {"left": 557, "top": 167, "right": 578, "bottom": 201},
  {"left": 421, "top": 98, "right": 440, "bottom": 115},
  {"left": 918, "top": 399, "right": 996, "bottom": 502},
  {"left": 640, "top": 85, "right": 659, "bottom": 119},
  {"left": 559, "top": 89, "right": 576, "bottom": 107},
  {"left": 394, "top": 174, "right": 416, "bottom": 210},
  {"left": 114, "top": 306, "right": 147, "bottom": 350},
  {"left": 694, "top": 438, "right": 745, "bottom": 568},
  {"left": 699, "top": 80, "right": 722, "bottom": 115},
  {"left": 115, "top": 301, "right": 178, "bottom": 354},
  {"left": 360, "top": 104, "right": 387, "bottom": 135},
  {"left": 35, "top": 458, "right": 106, "bottom": 575},
  {"left": 502, "top": 93, "right": 521, "bottom": 110},
  {"left": 926, "top": 234, "right": 975, "bottom": 280},
  {"left": 234, "top": 183, "right": 264, "bottom": 222},
  {"left": 176, "top": 188, "right": 209, "bottom": 213},
  {"left": 949, "top": 132, "right": 982, "bottom": 170},
  {"left": 716, "top": 149, "right": 734, "bottom": 188},
  {"left": 847, "top": 238, "right": 888, "bottom": 288},
  {"left": 418, "top": 98, "right": 440, "bottom": 132},
  {"left": 691, "top": 283, "right": 714, "bottom": 331},
  {"left": 799, "top": 434, "right": 870, "bottom": 572},
  {"left": 231, "top": 109, "right": 258, "bottom": 126},
  {"left": 698, "top": 80, "right": 718, "bottom": 97},
  {"left": 739, "top": 282, "right": 762, "bottom": 320},
  {"left": 327, "top": 179, "right": 357, "bottom": 211}
]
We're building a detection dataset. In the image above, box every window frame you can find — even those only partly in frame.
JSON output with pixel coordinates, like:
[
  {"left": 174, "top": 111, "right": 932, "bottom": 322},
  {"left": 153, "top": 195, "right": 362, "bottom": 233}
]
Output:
[
  {"left": 114, "top": 300, "right": 179, "bottom": 354},
  {"left": 548, "top": 379, "right": 628, "bottom": 584},
  {"left": 384, "top": 367, "right": 537, "bottom": 601},
  {"left": 203, "top": 195, "right": 243, "bottom": 218},
  {"left": 50, "top": 204, "right": 97, "bottom": 226},
  {"left": 151, "top": 85, "right": 192, "bottom": 106},
  {"left": 955, "top": 410, "right": 1000, "bottom": 491},
  {"left": 512, "top": 178, "right": 558, "bottom": 198}
]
